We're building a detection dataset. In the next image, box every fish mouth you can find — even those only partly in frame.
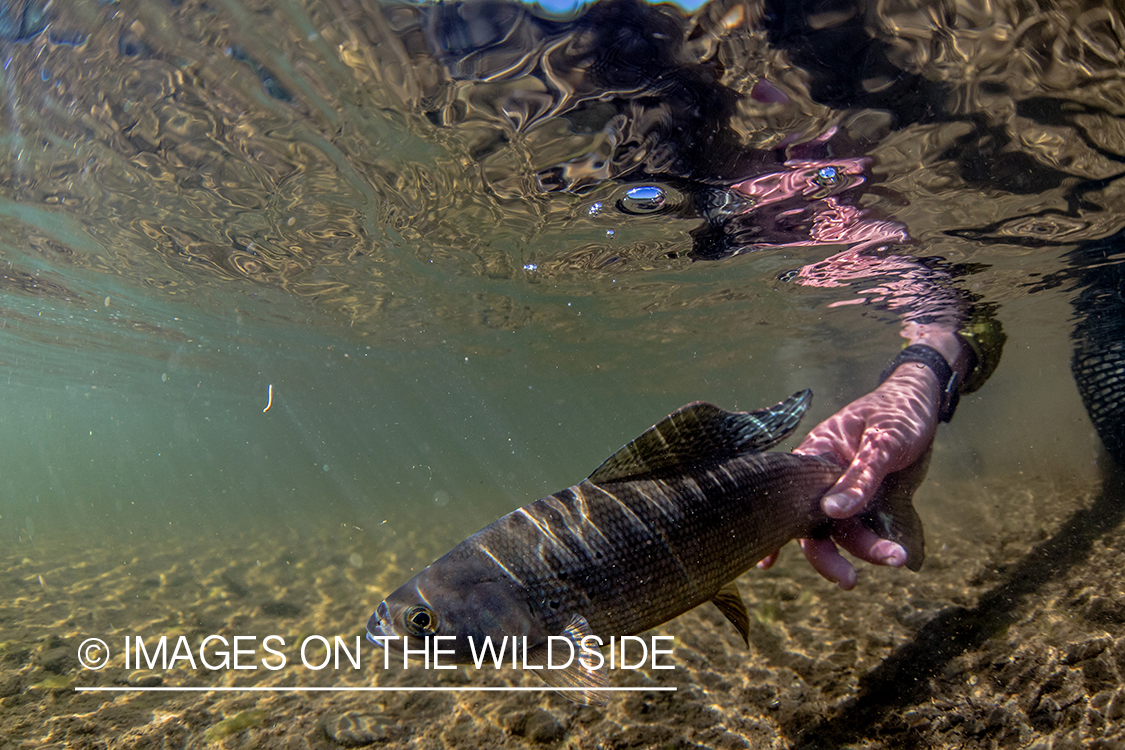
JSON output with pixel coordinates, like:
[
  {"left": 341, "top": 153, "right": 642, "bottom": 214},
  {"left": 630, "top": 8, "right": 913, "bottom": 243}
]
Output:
[{"left": 365, "top": 601, "right": 395, "bottom": 645}]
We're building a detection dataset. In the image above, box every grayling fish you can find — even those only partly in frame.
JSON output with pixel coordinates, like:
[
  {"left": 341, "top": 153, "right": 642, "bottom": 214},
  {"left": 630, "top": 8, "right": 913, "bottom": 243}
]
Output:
[{"left": 366, "top": 390, "right": 925, "bottom": 702}]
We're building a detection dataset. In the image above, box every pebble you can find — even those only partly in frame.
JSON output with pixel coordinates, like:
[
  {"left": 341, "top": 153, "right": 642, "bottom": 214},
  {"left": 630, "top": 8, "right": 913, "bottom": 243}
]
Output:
[
  {"left": 517, "top": 708, "right": 567, "bottom": 744},
  {"left": 37, "top": 646, "right": 73, "bottom": 674},
  {"left": 0, "top": 674, "right": 21, "bottom": 697},
  {"left": 323, "top": 712, "right": 389, "bottom": 746},
  {"left": 127, "top": 671, "right": 164, "bottom": 687}
]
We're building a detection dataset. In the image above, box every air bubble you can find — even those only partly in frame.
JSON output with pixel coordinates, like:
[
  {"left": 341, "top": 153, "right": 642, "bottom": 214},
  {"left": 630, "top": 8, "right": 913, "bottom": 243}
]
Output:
[
  {"left": 618, "top": 185, "right": 668, "bottom": 215},
  {"left": 815, "top": 166, "right": 840, "bottom": 187}
]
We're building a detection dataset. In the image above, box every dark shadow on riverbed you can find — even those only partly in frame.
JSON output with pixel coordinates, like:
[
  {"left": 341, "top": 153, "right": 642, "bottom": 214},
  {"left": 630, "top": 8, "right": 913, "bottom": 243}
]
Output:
[{"left": 787, "top": 457, "right": 1125, "bottom": 749}]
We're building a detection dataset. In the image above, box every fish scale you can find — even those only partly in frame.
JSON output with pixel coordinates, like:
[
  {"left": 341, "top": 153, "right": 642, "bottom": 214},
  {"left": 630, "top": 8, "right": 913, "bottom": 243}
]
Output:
[{"left": 490, "top": 453, "right": 841, "bottom": 640}]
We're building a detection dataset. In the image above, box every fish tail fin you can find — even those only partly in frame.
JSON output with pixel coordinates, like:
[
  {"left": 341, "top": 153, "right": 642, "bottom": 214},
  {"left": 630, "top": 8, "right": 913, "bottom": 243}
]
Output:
[{"left": 858, "top": 445, "right": 930, "bottom": 571}]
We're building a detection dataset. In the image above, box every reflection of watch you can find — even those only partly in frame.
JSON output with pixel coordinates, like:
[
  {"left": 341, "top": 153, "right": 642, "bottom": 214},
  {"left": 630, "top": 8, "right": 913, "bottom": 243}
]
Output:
[{"left": 878, "top": 344, "right": 961, "bottom": 423}]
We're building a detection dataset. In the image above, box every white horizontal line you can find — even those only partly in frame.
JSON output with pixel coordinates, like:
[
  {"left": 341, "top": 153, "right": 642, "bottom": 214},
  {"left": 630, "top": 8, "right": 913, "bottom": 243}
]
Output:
[{"left": 75, "top": 686, "right": 676, "bottom": 693}]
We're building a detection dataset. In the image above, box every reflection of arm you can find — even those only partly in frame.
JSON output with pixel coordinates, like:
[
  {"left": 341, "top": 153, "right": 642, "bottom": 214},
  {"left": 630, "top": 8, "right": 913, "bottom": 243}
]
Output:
[
  {"left": 794, "top": 246, "right": 975, "bottom": 389},
  {"left": 724, "top": 157, "right": 1004, "bottom": 396},
  {"left": 730, "top": 161, "right": 985, "bottom": 383},
  {"left": 795, "top": 243, "right": 1004, "bottom": 405}
]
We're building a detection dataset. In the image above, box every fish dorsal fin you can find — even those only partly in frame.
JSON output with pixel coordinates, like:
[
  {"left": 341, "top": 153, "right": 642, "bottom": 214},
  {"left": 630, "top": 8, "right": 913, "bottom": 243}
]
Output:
[
  {"left": 711, "top": 582, "right": 751, "bottom": 647},
  {"left": 529, "top": 614, "right": 610, "bottom": 706},
  {"left": 588, "top": 390, "right": 813, "bottom": 484}
]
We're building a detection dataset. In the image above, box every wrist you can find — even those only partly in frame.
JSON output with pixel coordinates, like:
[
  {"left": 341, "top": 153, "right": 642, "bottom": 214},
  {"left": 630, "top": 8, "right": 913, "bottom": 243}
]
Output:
[
  {"left": 900, "top": 324, "right": 972, "bottom": 382},
  {"left": 879, "top": 344, "right": 961, "bottom": 422}
]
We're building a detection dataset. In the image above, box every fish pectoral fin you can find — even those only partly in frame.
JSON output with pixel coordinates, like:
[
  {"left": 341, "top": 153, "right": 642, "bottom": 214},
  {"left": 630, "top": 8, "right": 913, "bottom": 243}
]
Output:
[
  {"left": 532, "top": 649, "right": 610, "bottom": 706},
  {"left": 529, "top": 614, "right": 609, "bottom": 706},
  {"left": 860, "top": 445, "right": 931, "bottom": 572},
  {"left": 588, "top": 391, "right": 812, "bottom": 484},
  {"left": 711, "top": 582, "right": 751, "bottom": 647},
  {"left": 560, "top": 612, "right": 594, "bottom": 642}
]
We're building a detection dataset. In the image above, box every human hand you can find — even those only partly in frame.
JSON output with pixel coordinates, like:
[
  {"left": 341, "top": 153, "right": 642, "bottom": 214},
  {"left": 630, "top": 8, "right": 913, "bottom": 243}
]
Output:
[{"left": 757, "top": 364, "right": 943, "bottom": 589}]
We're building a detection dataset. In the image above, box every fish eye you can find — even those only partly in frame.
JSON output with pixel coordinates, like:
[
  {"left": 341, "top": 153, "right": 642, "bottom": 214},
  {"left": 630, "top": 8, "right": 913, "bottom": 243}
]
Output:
[{"left": 403, "top": 605, "right": 437, "bottom": 636}]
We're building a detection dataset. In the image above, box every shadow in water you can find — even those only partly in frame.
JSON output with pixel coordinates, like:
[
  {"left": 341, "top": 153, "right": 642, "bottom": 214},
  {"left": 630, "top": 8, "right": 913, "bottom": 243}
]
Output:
[{"left": 787, "top": 458, "right": 1125, "bottom": 749}]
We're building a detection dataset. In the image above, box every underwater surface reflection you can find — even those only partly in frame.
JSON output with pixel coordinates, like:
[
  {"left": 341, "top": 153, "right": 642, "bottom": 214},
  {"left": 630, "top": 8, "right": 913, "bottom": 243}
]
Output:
[{"left": 0, "top": 0, "right": 1123, "bottom": 747}]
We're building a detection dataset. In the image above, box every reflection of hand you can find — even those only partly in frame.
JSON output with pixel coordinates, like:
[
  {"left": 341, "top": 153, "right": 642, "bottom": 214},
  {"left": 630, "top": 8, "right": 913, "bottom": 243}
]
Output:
[{"left": 757, "top": 365, "right": 942, "bottom": 589}]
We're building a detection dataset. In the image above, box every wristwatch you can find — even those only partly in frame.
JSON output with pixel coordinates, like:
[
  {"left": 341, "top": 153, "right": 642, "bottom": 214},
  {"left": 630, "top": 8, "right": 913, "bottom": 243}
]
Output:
[{"left": 878, "top": 344, "right": 962, "bottom": 423}]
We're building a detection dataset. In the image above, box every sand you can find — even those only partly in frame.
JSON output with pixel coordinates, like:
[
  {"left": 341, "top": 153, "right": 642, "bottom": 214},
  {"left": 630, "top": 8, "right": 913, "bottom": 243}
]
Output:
[{"left": 1, "top": 465, "right": 1123, "bottom": 750}]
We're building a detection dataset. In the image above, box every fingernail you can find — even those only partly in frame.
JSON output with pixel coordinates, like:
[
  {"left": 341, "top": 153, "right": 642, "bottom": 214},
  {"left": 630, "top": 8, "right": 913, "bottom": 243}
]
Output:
[
  {"left": 881, "top": 545, "right": 907, "bottom": 567},
  {"left": 823, "top": 493, "right": 852, "bottom": 517}
]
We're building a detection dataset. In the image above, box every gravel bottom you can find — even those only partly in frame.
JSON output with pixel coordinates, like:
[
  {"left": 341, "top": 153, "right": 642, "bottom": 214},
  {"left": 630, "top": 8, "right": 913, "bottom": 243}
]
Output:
[{"left": 1, "top": 466, "right": 1123, "bottom": 750}]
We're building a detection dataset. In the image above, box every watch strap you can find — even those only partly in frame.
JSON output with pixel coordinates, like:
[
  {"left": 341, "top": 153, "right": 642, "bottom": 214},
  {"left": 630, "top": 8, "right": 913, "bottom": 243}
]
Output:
[{"left": 879, "top": 344, "right": 960, "bottom": 423}]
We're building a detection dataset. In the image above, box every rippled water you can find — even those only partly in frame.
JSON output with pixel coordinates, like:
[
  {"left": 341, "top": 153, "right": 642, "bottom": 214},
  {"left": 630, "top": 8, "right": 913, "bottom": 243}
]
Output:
[{"left": 1, "top": 0, "right": 1124, "bottom": 747}]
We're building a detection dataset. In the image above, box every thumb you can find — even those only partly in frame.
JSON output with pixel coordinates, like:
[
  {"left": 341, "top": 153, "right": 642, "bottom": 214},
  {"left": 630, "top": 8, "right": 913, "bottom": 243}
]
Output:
[{"left": 821, "top": 429, "right": 899, "bottom": 518}]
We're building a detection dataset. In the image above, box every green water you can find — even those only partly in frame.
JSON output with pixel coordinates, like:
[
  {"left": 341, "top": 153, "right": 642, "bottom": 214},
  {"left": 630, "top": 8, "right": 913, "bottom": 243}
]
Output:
[{"left": 0, "top": 281, "right": 1099, "bottom": 552}]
